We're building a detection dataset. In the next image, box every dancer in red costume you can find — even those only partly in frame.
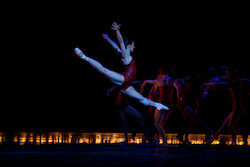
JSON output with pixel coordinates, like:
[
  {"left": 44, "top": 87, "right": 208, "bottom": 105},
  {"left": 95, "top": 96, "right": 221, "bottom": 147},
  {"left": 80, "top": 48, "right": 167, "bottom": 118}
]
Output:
[
  {"left": 206, "top": 67, "right": 248, "bottom": 145},
  {"left": 176, "top": 74, "right": 214, "bottom": 144},
  {"left": 146, "top": 66, "right": 167, "bottom": 116},
  {"left": 141, "top": 72, "right": 181, "bottom": 145},
  {"left": 74, "top": 22, "right": 169, "bottom": 111},
  {"left": 103, "top": 32, "right": 150, "bottom": 144},
  {"left": 140, "top": 66, "right": 167, "bottom": 143}
]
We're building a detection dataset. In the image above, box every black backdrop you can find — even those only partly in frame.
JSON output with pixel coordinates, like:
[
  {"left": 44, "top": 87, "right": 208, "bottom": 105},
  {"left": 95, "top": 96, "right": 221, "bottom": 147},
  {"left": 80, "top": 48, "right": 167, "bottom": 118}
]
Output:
[{"left": 1, "top": 2, "right": 249, "bottom": 132}]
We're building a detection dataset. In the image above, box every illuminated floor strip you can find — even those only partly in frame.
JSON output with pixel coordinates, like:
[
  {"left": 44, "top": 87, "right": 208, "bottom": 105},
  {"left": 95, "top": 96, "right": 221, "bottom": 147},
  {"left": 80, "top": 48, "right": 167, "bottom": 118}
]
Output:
[{"left": 0, "top": 132, "right": 249, "bottom": 145}]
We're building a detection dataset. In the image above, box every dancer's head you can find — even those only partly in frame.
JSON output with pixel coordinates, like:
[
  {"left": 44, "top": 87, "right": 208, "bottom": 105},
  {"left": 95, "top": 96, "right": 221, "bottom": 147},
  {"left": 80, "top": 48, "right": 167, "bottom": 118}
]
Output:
[
  {"left": 125, "top": 37, "right": 135, "bottom": 53},
  {"left": 226, "top": 66, "right": 239, "bottom": 81},
  {"left": 217, "top": 65, "right": 229, "bottom": 77}
]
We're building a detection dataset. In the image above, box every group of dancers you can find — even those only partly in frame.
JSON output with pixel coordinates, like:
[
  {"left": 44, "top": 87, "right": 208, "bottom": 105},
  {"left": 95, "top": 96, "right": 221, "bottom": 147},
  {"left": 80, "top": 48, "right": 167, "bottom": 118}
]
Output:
[{"left": 74, "top": 22, "right": 249, "bottom": 146}]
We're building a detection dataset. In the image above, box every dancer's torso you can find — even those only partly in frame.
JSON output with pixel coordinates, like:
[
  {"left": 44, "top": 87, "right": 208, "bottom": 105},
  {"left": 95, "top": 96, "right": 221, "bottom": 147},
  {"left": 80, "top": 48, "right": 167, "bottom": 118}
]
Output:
[
  {"left": 158, "top": 77, "right": 175, "bottom": 104},
  {"left": 120, "top": 58, "right": 137, "bottom": 90}
]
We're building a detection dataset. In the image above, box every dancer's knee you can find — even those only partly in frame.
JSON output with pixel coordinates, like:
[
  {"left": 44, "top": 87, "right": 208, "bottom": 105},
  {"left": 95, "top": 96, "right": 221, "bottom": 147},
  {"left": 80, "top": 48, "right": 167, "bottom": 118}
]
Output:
[
  {"left": 154, "top": 120, "right": 161, "bottom": 129},
  {"left": 140, "top": 98, "right": 150, "bottom": 106},
  {"left": 101, "top": 67, "right": 107, "bottom": 74},
  {"left": 137, "top": 114, "right": 143, "bottom": 122}
]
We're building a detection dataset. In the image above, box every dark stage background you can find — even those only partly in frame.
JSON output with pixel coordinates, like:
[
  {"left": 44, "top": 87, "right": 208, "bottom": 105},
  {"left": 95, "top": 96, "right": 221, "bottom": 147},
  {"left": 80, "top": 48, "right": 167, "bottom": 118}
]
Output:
[{"left": 1, "top": 3, "right": 249, "bottom": 132}]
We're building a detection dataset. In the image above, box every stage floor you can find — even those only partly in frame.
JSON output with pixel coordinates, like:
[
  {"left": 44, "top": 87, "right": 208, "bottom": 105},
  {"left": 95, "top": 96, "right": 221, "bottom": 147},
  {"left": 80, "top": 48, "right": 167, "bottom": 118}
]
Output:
[
  {"left": 0, "top": 132, "right": 249, "bottom": 166},
  {"left": 0, "top": 144, "right": 250, "bottom": 167}
]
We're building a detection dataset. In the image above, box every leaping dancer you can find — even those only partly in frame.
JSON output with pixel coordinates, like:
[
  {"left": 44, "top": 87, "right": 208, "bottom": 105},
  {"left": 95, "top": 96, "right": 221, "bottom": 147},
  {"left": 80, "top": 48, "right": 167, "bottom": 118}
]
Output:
[{"left": 74, "top": 22, "right": 169, "bottom": 112}]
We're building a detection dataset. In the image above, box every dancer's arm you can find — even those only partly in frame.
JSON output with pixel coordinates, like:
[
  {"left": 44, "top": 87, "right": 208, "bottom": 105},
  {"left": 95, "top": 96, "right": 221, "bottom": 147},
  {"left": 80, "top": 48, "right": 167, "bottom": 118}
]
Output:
[
  {"left": 173, "top": 80, "right": 182, "bottom": 104},
  {"left": 200, "top": 83, "right": 212, "bottom": 97},
  {"left": 202, "top": 82, "right": 228, "bottom": 86},
  {"left": 140, "top": 80, "right": 157, "bottom": 94},
  {"left": 102, "top": 33, "right": 122, "bottom": 54},
  {"left": 132, "top": 80, "right": 143, "bottom": 85},
  {"left": 111, "top": 22, "right": 127, "bottom": 58},
  {"left": 106, "top": 85, "right": 118, "bottom": 97},
  {"left": 200, "top": 82, "right": 227, "bottom": 91},
  {"left": 200, "top": 76, "right": 227, "bottom": 94}
]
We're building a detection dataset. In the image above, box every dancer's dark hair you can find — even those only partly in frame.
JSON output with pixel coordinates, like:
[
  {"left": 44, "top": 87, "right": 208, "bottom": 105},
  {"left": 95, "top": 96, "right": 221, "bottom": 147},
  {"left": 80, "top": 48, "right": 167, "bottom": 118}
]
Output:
[{"left": 124, "top": 37, "right": 133, "bottom": 48}]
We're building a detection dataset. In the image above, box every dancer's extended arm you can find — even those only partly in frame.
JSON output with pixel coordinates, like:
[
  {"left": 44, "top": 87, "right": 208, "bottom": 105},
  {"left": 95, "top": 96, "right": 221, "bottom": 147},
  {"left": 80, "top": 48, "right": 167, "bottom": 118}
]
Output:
[
  {"left": 202, "top": 82, "right": 228, "bottom": 86},
  {"left": 173, "top": 80, "right": 182, "bottom": 104},
  {"left": 111, "top": 22, "right": 127, "bottom": 58},
  {"left": 140, "top": 80, "right": 158, "bottom": 94},
  {"left": 200, "top": 81, "right": 228, "bottom": 97},
  {"left": 102, "top": 33, "right": 122, "bottom": 54},
  {"left": 106, "top": 85, "right": 118, "bottom": 97}
]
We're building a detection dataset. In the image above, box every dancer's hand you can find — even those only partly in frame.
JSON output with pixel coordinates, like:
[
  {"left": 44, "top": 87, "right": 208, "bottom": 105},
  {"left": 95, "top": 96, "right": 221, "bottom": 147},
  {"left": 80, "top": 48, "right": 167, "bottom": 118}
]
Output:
[
  {"left": 74, "top": 48, "right": 87, "bottom": 60},
  {"left": 106, "top": 90, "right": 111, "bottom": 97},
  {"left": 111, "top": 22, "right": 121, "bottom": 31},
  {"left": 156, "top": 103, "right": 169, "bottom": 111},
  {"left": 74, "top": 48, "right": 83, "bottom": 57},
  {"left": 102, "top": 33, "right": 109, "bottom": 39}
]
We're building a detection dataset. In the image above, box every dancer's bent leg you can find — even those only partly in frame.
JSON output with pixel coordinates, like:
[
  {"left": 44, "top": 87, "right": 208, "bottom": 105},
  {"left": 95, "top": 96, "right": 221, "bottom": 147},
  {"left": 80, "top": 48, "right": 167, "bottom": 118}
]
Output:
[
  {"left": 121, "top": 86, "right": 169, "bottom": 111},
  {"left": 75, "top": 48, "right": 124, "bottom": 85},
  {"left": 124, "top": 105, "right": 150, "bottom": 140},
  {"left": 154, "top": 109, "right": 168, "bottom": 144},
  {"left": 118, "top": 109, "right": 129, "bottom": 143}
]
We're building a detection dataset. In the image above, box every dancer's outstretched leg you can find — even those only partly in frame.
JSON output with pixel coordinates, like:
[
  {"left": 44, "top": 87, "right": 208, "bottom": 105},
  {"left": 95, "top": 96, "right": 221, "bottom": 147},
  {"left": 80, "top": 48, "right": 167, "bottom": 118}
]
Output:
[
  {"left": 122, "top": 86, "right": 169, "bottom": 111},
  {"left": 75, "top": 48, "right": 124, "bottom": 86},
  {"left": 75, "top": 48, "right": 169, "bottom": 111}
]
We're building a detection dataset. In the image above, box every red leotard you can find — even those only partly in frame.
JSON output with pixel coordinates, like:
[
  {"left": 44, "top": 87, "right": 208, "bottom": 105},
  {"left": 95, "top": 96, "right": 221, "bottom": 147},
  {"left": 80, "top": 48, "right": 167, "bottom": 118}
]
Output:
[
  {"left": 158, "top": 78, "right": 175, "bottom": 109},
  {"left": 120, "top": 58, "right": 137, "bottom": 90}
]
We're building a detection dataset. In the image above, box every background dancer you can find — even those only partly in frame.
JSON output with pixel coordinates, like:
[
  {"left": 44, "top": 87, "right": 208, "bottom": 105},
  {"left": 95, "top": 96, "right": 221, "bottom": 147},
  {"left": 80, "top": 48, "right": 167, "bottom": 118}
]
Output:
[
  {"left": 195, "top": 66, "right": 229, "bottom": 142},
  {"left": 206, "top": 67, "right": 248, "bottom": 145},
  {"left": 74, "top": 22, "right": 168, "bottom": 112},
  {"left": 140, "top": 65, "right": 167, "bottom": 142},
  {"left": 175, "top": 74, "right": 214, "bottom": 144},
  {"left": 141, "top": 70, "right": 181, "bottom": 145},
  {"left": 146, "top": 66, "right": 167, "bottom": 117},
  {"left": 171, "top": 67, "right": 216, "bottom": 143}
]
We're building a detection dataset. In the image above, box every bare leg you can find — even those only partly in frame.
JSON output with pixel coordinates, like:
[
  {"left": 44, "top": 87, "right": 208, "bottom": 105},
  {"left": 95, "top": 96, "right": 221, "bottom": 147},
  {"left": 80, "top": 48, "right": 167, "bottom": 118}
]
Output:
[
  {"left": 185, "top": 105, "right": 214, "bottom": 134},
  {"left": 124, "top": 105, "right": 149, "bottom": 141},
  {"left": 161, "top": 110, "right": 172, "bottom": 144},
  {"left": 75, "top": 48, "right": 168, "bottom": 110},
  {"left": 122, "top": 86, "right": 169, "bottom": 111},
  {"left": 206, "top": 112, "right": 233, "bottom": 145},
  {"left": 229, "top": 113, "right": 242, "bottom": 145},
  {"left": 182, "top": 107, "right": 193, "bottom": 143},
  {"left": 75, "top": 48, "right": 125, "bottom": 85},
  {"left": 154, "top": 109, "right": 170, "bottom": 144},
  {"left": 118, "top": 109, "right": 129, "bottom": 143},
  {"left": 161, "top": 109, "right": 172, "bottom": 125}
]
